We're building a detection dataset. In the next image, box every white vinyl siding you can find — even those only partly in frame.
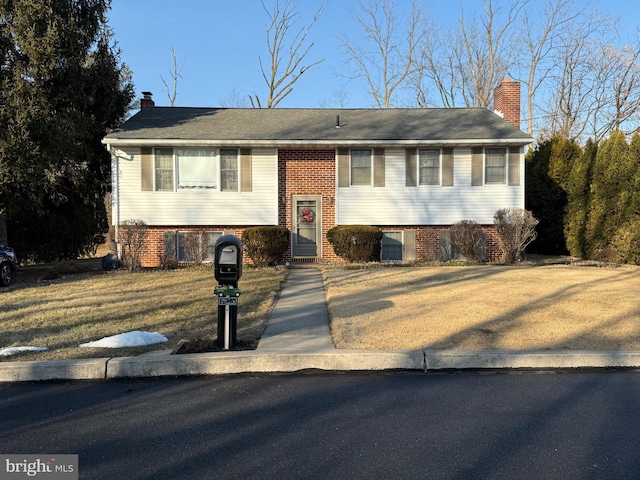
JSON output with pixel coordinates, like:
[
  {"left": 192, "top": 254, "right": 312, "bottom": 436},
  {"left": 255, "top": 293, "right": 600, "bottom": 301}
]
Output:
[
  {"left": 337, "top": 148, "right": 524, "bottom": 225},
  {"left": 113, "top": 147, "right": 278, "bottom": 226}
]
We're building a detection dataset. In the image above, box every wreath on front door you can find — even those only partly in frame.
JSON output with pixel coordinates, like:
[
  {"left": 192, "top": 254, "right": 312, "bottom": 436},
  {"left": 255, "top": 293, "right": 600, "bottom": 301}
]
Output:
[{"left": 300, "top": 207, "right": 315, "bottom": 223}]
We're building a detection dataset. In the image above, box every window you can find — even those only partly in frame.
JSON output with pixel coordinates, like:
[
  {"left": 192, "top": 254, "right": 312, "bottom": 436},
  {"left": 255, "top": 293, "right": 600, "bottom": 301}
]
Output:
[
  {"left": 150, "top": 148, "right": 242, "bottom": 192},
  {"left": 220, "top": 149, "right": 238, "bottom": 191},
  {"left": 485, "top": 148, "right": 506, "bottom": 184},
  {"left": 381, "top": 231, "right": 403, "bottom": 261},
  {"left": 176, "top": 231, "right": 222, "bottom": 263},
  {"left": 177, "top": 149, "right": 217, "bottom": 189},
  {"left": 350, "top": 149, "right": 372, "bottom": 186},
  {"left": 419, "top": 149, "right": 440, "bottom": 185},
  {"left": 155, "top": 148, "right": 174, "bottom": 191}
]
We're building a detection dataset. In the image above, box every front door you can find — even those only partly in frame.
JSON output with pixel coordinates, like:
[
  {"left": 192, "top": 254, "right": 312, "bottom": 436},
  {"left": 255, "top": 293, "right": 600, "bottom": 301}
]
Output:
[{"left": 292, "top": 197, "right": 320, "bottom": 258}]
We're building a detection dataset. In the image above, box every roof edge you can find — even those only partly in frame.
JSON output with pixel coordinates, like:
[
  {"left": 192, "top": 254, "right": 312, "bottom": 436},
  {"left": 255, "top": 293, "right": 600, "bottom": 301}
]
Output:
[{"left": 102, "top": 138, "right": 533, "bottom": 148}]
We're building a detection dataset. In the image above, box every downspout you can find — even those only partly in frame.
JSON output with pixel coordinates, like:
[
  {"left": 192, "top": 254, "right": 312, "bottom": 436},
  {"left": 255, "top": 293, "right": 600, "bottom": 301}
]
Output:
[{"left": 107, "top": 144, "right": 120, "bottom": 260}]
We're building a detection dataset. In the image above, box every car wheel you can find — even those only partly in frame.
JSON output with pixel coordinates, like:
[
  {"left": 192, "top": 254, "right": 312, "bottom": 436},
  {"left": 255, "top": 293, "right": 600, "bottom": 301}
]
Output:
[{"left": 0, "top": 262, "right": 11, "bottom": 287}]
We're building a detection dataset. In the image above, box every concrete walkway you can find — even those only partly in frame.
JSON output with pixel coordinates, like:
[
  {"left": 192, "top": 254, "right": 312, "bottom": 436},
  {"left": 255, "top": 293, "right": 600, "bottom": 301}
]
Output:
[
  {"left": 3, "top": 267, "right": 640, "bottom": 382},
  {"left": 257, "top": 269, "right": 335, "bottom": 352}
]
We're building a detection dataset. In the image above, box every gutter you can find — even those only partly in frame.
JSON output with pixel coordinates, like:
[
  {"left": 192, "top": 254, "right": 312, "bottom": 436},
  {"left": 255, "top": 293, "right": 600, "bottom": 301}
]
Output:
[{"left": 101, "top": 137, "right": 534, "bottom": 148}]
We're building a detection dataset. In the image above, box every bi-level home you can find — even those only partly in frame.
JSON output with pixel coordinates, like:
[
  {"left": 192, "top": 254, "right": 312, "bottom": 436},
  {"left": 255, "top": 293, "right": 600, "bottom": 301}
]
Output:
[{"left": 102, "top": 79, "right": 532, "bottom": 266}]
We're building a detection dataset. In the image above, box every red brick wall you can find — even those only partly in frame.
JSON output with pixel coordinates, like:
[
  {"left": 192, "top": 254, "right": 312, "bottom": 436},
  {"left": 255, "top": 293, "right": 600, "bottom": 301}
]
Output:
[
  {"left": 278, "top": 149, "right": 338, "bottom": 262},
  {"left": 493, "top": 78, "right": 521, "bottom": 129},
  {"left": 138, "top": 226, "right": 249, "bottom": 267},
  {"left": 375, "top": 226, "right": 503, "bottom": 263}
]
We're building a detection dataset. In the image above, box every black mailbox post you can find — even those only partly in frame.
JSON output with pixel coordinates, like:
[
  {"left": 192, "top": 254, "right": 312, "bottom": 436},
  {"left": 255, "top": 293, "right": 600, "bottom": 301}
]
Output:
[{"left": 213, "top": 235, "right": 243, "bottom": 349}]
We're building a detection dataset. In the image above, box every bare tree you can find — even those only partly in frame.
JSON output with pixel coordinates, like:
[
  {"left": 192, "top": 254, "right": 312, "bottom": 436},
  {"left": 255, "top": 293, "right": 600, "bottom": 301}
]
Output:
[
  {"left": 250, "top": 0, "right": 326, "bottom": 108},
  {"left": 338, "top": 0, "right": 427, "bottom": 108},
  {"left": 459, "top": 0, "right": 527, "bottom": 108},
  {"left": 542, "top": 12, "right": 618, "bottom": 141},
  {"left": 219, "top": 87, "right": 250, "bottom": 108},
  {"left": 160, "top": 47, "right": 184, "bottom": 106},
  {"left": 520, "top": 0, "right": 582, "bottom": 136},
  {"left": 415, "top": 0, "right": 526, "bottom": 109},
  {"left": 589, "top": 42, "right": 640, "bottom": 140},
  {"left": 414, "top": 28, "right": 466, "bottom": 108}
]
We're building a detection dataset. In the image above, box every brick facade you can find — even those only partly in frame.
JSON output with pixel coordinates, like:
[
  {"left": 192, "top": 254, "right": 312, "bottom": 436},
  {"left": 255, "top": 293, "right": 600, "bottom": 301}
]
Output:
[
  {"left": 278, "top": 149, "right": 338, "bottom": 263},
  {"left": 130, "top": 149, "right": 506, "bottom": 267}
]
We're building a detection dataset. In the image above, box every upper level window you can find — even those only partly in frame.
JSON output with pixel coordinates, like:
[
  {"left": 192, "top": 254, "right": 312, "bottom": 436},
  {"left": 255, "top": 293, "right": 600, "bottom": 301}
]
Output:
[
  {"left": 419, "top": 149, "right": 440, "bottom": 185},
  {"left": 220, "top": 149, "right": 238, "bottom": 191},
  {"left": 155, "top": 148, "right": 174, "bottom": 191},
  {"left": 351, "top": 149, "right": 372, "bottom": 186},
  {"left": 150, "top": 148, "right": 240, "bottom": 192},
  {"left": 485, "top": 148, "right": 506, "bottom": 184},
  {"left": 177, "top": 149, "right": 217, "bottom": 189}
]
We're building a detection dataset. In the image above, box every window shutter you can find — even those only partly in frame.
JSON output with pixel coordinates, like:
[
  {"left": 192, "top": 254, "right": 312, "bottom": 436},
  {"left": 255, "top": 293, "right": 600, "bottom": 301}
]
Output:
[
  {"left": 141, "top": 147, "right": 152, "bottom": 191},
  {"left": 374, "top": 148, "right": 385, "bottom": 187},
  {"left": 404, "top": 230, "right": 416, "bottom": 261},
  {"left": 471, "top": 147, "right": 483, "bottom": 186},
  {"left": 163, "top": 231, "right": 177, "bottom": 260},
  {"left": 442, "top": 147, "right": 454, "bottom": 186},
  {"left": 337, "top": 148, "right": 349, "bottom": 187},
  {"left": 405, "top": 148, "right": 417, "bottom": 186},
  {"left": 508, "top": 147, "right": 520, "bottom": 186},
  {"left": 240, "top": 148, "right": 252, "bottom": 192}
]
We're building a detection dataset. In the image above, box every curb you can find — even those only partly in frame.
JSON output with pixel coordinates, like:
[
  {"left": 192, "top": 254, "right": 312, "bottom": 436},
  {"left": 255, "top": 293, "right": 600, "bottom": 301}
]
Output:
[{"left": 2, "top": 349, "right": 640, "bottom": 382}]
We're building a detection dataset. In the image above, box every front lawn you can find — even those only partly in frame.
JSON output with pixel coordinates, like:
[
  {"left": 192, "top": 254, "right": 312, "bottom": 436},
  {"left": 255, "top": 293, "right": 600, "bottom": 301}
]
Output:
[
  {"left": 325, "top": 263, "right": 640, "bottom": 350},
  {"left": 1, "top": 264, "right": 287, "bottom": 361}
]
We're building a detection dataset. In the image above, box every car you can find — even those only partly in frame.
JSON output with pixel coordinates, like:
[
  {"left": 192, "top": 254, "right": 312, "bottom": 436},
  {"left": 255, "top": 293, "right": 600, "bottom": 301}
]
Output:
[{"left": 0, "top": 242, "right": 17, "bottom": 287}]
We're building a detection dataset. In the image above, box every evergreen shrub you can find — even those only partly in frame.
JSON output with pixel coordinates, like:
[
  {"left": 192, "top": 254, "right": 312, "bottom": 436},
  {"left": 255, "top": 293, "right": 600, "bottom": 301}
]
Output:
[
  {"left": 241, "top": 226, "right": 290, "bottom": 267},
  {"left": 326, "top": 225, "right": 383, "bottom": 263}
]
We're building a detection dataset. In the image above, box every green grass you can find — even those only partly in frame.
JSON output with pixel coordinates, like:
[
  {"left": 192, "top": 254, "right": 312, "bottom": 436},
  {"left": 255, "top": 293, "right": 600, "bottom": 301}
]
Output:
[{"left": 1, "top": 264, "right": 288, "bottom": 362}]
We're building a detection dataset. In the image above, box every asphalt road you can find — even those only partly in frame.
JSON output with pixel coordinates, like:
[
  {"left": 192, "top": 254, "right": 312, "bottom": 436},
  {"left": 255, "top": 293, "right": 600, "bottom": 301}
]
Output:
[{"left": 2, "top": 370, "right": 640, "bottom": 479}]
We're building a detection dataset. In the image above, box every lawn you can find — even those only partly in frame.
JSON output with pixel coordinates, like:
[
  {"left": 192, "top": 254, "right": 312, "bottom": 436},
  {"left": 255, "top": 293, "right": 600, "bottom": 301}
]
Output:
[
  {"left": 324, "top": 263, "right": 640, "bottom": 351},
  {"left": 1, "top": 262, "right": 287, "bottom": 362},
  {"left": 4, "top": 260, "right": 640, "bottom": 362}
]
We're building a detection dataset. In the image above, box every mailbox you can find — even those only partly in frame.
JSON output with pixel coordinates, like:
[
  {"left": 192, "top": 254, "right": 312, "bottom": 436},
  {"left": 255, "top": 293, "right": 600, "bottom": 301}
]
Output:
[{"left": 214, "top": 235, "right": 243, "bottom": 288}]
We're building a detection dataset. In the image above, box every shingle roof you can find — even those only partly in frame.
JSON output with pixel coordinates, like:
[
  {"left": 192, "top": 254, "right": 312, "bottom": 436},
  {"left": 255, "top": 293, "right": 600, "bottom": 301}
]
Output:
[{"left": 104, "top": 107, "right": 532, "bottom": 146}]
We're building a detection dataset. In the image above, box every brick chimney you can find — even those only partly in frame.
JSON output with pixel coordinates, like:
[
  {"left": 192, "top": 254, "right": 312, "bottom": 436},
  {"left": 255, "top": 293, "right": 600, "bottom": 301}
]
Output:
[
  {"left": 140, "top": 91, "right": 155, "bottom": 109},
  {"left": 493, "top": 79, "right": 520, "bottom": 129}
]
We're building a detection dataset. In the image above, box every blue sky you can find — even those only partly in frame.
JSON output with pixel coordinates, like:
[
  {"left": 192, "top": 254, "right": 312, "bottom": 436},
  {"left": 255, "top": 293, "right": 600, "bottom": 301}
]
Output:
[{"left": 108, "top": 0, "right": 638, "bottom": 109}]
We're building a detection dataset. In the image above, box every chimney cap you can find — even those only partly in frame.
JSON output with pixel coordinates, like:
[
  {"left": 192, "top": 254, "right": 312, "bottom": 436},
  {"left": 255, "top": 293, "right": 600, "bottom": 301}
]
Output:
[{"left": 142, "top": 91, "right": 153, "bottom": 97}]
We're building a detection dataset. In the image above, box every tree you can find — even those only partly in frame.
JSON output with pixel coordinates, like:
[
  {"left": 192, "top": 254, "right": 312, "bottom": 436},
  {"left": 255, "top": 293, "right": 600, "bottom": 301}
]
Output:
[
  {"left": 564, "top": 139, "right": 596, "bottom": 257},
  {"left": 338, "top": 0, "right": 426, "bottom": 108},
  {"left": 458, "top": 0, "right": 527, "bottom": 108},
  {"left": 160, "top": 47, "right": 184, "bottom": 107},
  {"left": 0, "top": 0, "right": 134, "bottom": 261},
  {"left": 525, "top": 136, "right": 580, "bottom": 254},
  {"left": 250, "top": 0, "right": 326, "bottom": 108},
  {"left": 541, "top": 11, "right": 620, "bottom": 141},
  {"left": 520, "top": 0, "right": 582, "bottom": 136},
  {"left": 584, "top": 130, "right": 634, "bottom": 258}
]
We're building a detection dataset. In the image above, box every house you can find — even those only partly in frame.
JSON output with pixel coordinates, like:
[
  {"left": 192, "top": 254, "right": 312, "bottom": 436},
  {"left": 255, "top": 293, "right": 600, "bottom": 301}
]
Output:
[{"left": 102, "top": 79, "right": 532, "bottom": 266}]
